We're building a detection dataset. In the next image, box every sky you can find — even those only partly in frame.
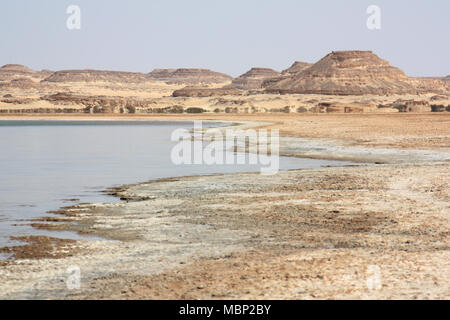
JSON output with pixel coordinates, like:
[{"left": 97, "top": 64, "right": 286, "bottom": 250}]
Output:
[{"left": 0, "top": 0, "right": 448, "bottom": 77}]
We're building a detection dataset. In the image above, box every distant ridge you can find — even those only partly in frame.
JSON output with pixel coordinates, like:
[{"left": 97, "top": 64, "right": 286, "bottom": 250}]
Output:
[
  {"left": 281, "top": 61, "right": 312, "bottom": 75},
  {"left": 0, "top": 64, "right": 35, "bottom": 74},
  {"left": 228, "top": 67, "right": 281, "bottom": 89},
  {"left": 147, "top": 68, "right": 232, "bottom": 84},
  {"left": 42, "top": 69, "right": 149, "bottom": 83},
  {"left": 262, "top": 61, "right": 312, "bottom": 87},
  {"left": 1, "top": 55, "right": 448, "bottom": 95}
]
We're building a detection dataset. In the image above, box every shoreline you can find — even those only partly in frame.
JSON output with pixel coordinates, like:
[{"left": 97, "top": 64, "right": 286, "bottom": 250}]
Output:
[
  {"left": 0, "top": 117, "right": 274, "bottom": 259},
  {"left": 2, "top": 113, "right": 449, "bottom": 163},
  {"left": 1, "top": 161, "right": 448, "bottom": 299},
  {"left": 0, "top": 114, "right": 449, "bottom": 299}
]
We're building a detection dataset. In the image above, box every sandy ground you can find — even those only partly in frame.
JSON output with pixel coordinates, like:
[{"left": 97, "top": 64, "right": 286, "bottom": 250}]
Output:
[
  {"left": 1, "top": 77, "right": 448, "bottom": 114},
  {"left": 0, "top": 113, "right": 449, "bottom": 299}
]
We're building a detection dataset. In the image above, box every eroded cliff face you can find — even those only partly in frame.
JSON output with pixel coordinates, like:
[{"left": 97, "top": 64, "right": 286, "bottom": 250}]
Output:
[
  {"left": 281, "top": 61, "right": 313, "bottom": 75},
  {"left": 41, "top": 92, "right": 156, "bottom": 113},
  {"left": 0, "top": 65, "right": 56, "bottom": 94},
  {"left": 42, "top": 69, "right": 150, "bottom": 83},
  {"left": 0, "top": 64, "right": 36, "bottom": 75},
  {"left": 146, "top": 69, "right": 177, "bottom": 81},
  {"left": 260, "top": 62, "right": 312, "bottom": 88},
  {"left": 0, "top": 64, "right": 51, "bottom": 82},
  {"left": 228, "top": 68, "right": 281, "bottom": 90},
  {"left": 147, "top": 68, "right": 232, "bottom": 84},
  {"left": 265, "top": 51, "right": 449, "bottom": 95},
  {"left": 172, "top": 87, "right": 243, "bottom": 97},
  {"left": 0, "top": 53, "right": 449, "bottom": 114},
  {"left": 0, "top": 78, "right": 41, "bottom": 90}
]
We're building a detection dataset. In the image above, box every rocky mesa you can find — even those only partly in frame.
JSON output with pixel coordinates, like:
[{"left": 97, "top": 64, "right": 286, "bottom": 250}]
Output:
[
  {"left": 147, "top": 68, "right": 232, "bottom": 84},
  {"left": 0, "top": 64, "right": 52, "bottom": 82},
  {"left": 0, "top": 64, "right": 36, "bottom": 75},
  {"left": 42, "top": 69, "right": 150, "bottom": 83},
  {"left": 262, "top": 61, "right": 313, "bottom": 87},
  {"left": 265, "top": 50, "right": 449, "bottom": 95},
  {"left": 281, "top": 61, "right": 313, "bottom": 76},
  {"left": 228, "top": 67, "right": 281, "bottom": 90}
]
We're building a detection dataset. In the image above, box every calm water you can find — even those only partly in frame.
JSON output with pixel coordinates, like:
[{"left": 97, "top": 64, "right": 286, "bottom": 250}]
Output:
[{"left": 0, "top": 120, "right": 352, "bottom": 249}]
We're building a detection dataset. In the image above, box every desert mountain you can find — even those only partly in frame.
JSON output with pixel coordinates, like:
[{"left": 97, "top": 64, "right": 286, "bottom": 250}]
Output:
[
  {"left": 0, "top": 64, "right": 54, "bottom": 84},
  {"left": 147, "top": 68, "right": 232, "bottom": 84},
  {"left": 0, "top": 64, "right": 38, "bottom": 81},
  {"left": 42, "top": 69, "right": 150, "bottom": 83},
  {"left": 262, "top": 61, "right": 312, "bottom": 87},
  {"left": 266, "top": 51, "right": 448, "bottom": 95},
  {"left": 146, "top": 69, "right": 177, "bottom": 81},
  {"left": 0, "top": 64, "right": 36, "bottom": 74},
  {"left": 228, "top": 68, "right": 281, "bottom": 89},
  {"left": 0, "top": 78, "right": 40, "bottom": 89},
  {"left": 39, "top": 69, "right": 54, "bottom": 77},
  {"left": 281, "top": 61, "right": 313, "bottom": 75}
]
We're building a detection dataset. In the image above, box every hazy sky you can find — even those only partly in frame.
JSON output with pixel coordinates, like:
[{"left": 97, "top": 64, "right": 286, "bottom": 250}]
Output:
[{"left": 0, "top": 0, "right": 448, "bottom": 77}]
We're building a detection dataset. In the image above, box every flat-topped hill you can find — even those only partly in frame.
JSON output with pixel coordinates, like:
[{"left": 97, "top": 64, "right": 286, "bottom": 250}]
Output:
[
  {"left": 147, "top": 68, "right": 232, "bottom": 84},
  {"left": 266, "top": 51, "right": 448, "bottom": 95},
  {"left": 0, "top": 64, "right": 36, "bottom": 74},
  {"left": 228, "top": 67, "right": 281, "bottom": 89},
  {"left": 42, "top": 69, "right": 149, "bottom": 83},
  {"left": 281, "top": 61, "right": 313, "bottom": 75}
]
